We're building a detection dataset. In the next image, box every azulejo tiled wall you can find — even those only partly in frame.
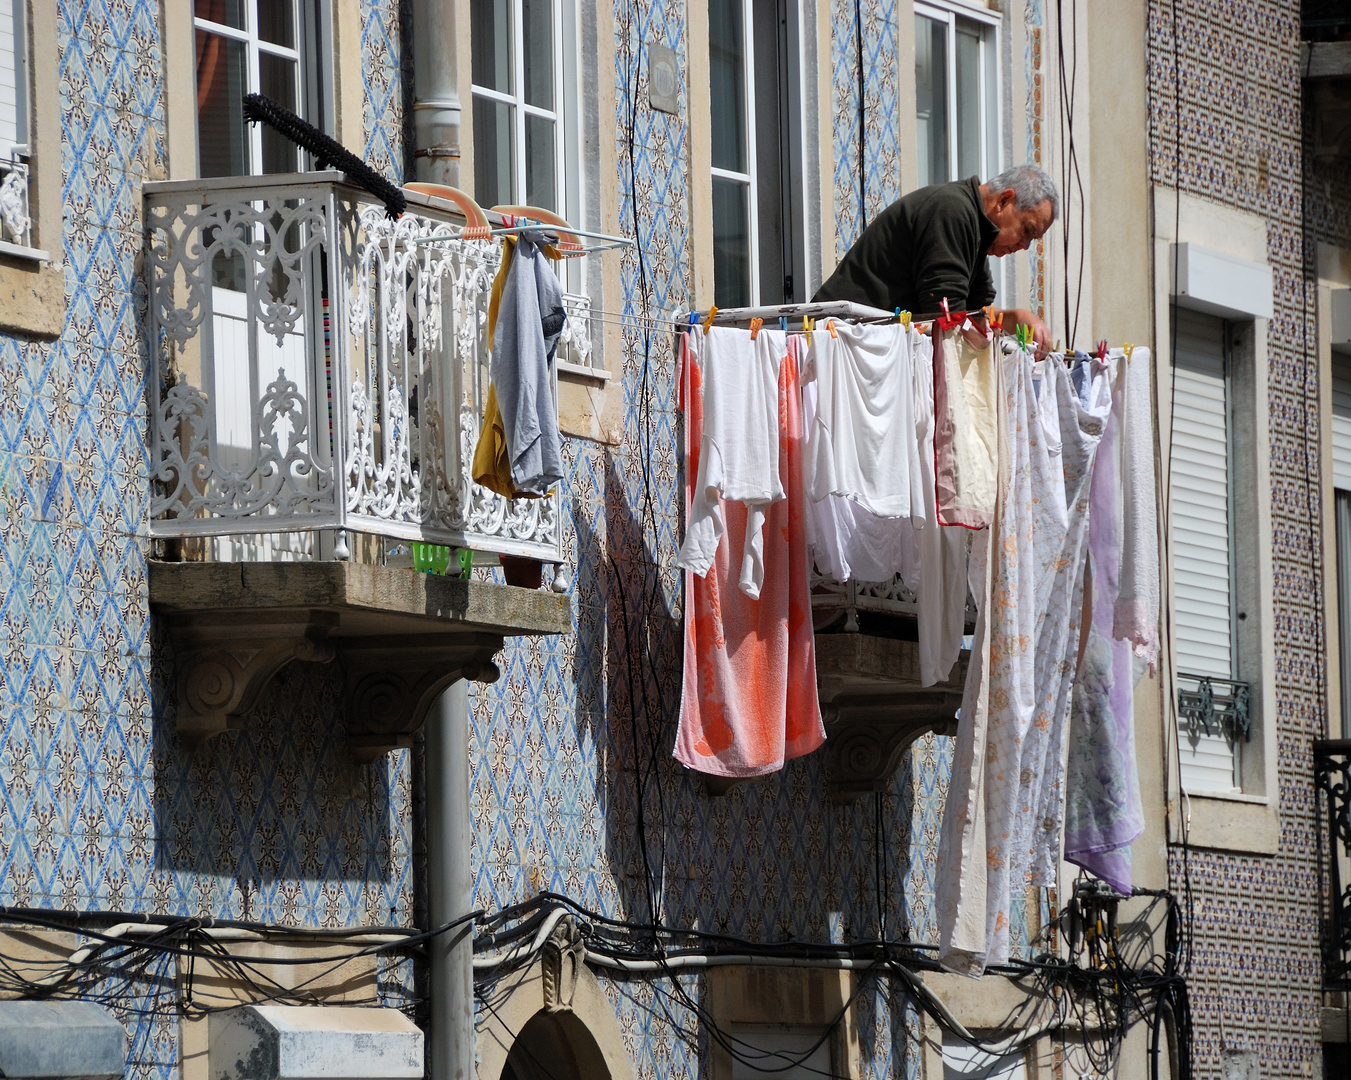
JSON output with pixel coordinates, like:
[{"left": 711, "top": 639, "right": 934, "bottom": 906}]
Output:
[
  {"left": 0, "top": 4, "right": 1059, "bottom": 1080},
  {"left": 2, "top": 2, "right": 423, "bottom": 1078},
  {"left": 1148, "top": 1, "right": 1332, "bottom": 1076},
  {"left": 832, "top": 0, "right": 902, "bottom": 257}
]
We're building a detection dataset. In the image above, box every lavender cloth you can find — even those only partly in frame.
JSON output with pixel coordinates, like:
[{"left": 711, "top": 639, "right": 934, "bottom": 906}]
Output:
[{"left": 1063, "top": 385, "right": 1145, "bottom": 894}]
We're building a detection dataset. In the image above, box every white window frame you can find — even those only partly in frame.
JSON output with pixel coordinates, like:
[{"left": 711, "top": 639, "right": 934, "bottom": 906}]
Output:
[
  {"left": 709, "top": 0, "right": 760, "bottom": 306},
  {"left": 915, "top": 0, "right": 1001, "bottom": 186},
  {"left": 193, "top": 0, "right": 307, "bottom": 177},
  {"left": 469, "top": 0, "right": 569, "bottom": 216},
  {"left": 0, "top": 0, "right": 38, "bottom": 259}
]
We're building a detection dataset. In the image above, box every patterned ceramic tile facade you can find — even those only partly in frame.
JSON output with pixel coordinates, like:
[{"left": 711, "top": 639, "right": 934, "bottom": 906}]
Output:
[
  {"left": 13, "top": 3, "right": 1327, "bottom": 1080},
  {"left": 1147, "top": 2, "right": 1335, "bottom": 1077},
  {"left": 832, "top": 0, "right": 902, "bottom": 257}
]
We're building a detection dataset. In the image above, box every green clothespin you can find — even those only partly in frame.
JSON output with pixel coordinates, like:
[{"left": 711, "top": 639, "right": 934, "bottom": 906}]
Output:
[
  {"left": 456, "top": 548, "right": 474, "bottom": 579},
  {"left": 1016, "top": 323, "right": 1030, "bottom": 349}
]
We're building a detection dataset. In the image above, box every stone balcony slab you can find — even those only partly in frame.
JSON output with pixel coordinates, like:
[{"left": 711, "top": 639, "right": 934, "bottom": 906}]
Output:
[{"left": 150, "top": 561, "right": 571, "bottom": 759}]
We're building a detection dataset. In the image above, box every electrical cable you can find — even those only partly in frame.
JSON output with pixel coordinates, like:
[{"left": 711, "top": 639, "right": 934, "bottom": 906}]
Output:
[{"left": 855, "top": 0, "right": 866, "bottom": 232}]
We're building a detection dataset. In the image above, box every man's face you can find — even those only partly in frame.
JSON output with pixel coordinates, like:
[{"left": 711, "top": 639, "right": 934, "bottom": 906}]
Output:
[{"left": 986, "top": 190, "right": 1054, "bottom": 257}]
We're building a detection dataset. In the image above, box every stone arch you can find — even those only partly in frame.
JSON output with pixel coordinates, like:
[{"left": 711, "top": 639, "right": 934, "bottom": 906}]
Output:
[{"left": 476, "top": 956, "right": 633, "bottom": 1080}]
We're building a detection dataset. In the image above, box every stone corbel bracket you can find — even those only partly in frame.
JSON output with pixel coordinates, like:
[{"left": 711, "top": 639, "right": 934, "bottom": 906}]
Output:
[
  {"left": 814, "top": 632, "right": 968, "bottom": 803},
  {"left": 150, "top": 561, "right": 571, "bottom": 760}
]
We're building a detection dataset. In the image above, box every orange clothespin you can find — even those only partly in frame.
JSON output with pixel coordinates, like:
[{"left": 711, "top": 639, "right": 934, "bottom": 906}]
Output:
[
  {"left": 749, "top": 317, "right": 763, "bottom": 340},
  {"left": 827, "top": 319, "right": 838, "bottom": 339},
  {"left": 701, "top": 306, "right": 718, "bottom": 334},
  {"left": 983, "top": 304, "right": 1003, "bottom": 333}
]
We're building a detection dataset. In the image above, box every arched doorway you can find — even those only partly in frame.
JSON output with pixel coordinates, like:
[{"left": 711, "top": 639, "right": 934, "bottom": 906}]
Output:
[{"left": 499, "top": 1009, "right": 611, "bottom": 1080}]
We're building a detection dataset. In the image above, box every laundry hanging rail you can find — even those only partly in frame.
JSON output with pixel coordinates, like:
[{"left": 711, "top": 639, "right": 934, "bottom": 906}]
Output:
[{"left": 676, "top": 300, "right": 896, "bottom": 327}]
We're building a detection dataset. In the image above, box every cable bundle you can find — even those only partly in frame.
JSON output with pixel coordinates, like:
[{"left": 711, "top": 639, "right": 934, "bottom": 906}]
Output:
[{"left": 241, "top": 93, "right": 407, "bottom": 219}]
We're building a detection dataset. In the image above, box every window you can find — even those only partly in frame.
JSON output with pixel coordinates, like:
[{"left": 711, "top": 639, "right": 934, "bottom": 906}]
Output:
[
  {"left": 1171, "top": 307, "right": 1243, "bottom": 793},
  {"left": 470, "top": 0, "right": 567, "bottom": 213},
  {"left": 915, "top": 2, "right": 999, "bottom": 189},
  {"left": 1332, "top": 353, "right": 1351, "bottom": 739},
  {"left": 709, "top": 0, "right": 806, "bottom": 309},
  {"left": 942, "top": 1035, "right": 1026, "bottom": 1079},
  {"left": 194, "top": 0, "right": 321, "bottom": 178},
  {"left": 728, "top": 1025, "right": 830, "bottom": 1080},
  {"left": 0, "top": 0, "right": 32, "bottom": 251}
]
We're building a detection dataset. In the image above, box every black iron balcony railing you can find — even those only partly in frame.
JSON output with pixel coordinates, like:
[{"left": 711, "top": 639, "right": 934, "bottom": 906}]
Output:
[
  {"left": 1176, "top": 673, "right": 1252, "bottom": 745},
  {"left": 1315, "top": 739, "right": 1351, "bottom": 990}
]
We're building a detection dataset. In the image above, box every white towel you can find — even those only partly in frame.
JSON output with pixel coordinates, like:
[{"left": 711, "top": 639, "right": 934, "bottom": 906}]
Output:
[
  {"left": 805, "top": 322, "right": 916, "bottom": 518},
  {"left": 1112, "top": 347, "right": 1160, "bottom": 670},
  {"left": 676, "top": 326, "right": 786, "bottom": 598}
]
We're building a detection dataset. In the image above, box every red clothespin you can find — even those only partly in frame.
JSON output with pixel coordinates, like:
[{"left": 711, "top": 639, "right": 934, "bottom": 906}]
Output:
[
  {"left": 827, "top": 319, "right": 839, "bottom": 339},
  {"left": 1096, "top": 339, "right": 1108, "bottom": 361},
  {"left": 749, "top": 317, "right": 763, "bottom": 340},
  {"left": 935, "top": 297, "right": 968, "bottom": 331}
]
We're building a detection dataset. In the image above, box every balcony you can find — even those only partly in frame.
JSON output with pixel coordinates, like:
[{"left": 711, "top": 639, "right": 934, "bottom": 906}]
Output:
[
  {"left": 1316, "top": 739, "right": 1351, "bottom": 991},
  {"left": 143, "top": 173, "right": 574, "bottom": 756},
  {"left": 812, "top": 571, "right": 969, "bottom": 801}
]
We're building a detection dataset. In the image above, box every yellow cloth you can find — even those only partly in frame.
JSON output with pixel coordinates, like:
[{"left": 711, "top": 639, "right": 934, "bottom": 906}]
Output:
[{"left": 472, "top": 234, "right": 561, "bottom": 500}]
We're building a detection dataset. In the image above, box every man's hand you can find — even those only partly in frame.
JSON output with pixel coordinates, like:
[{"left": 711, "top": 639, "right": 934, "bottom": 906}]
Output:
[{"left": 996, "top": 308, "right": 1052, "bottom": 353}]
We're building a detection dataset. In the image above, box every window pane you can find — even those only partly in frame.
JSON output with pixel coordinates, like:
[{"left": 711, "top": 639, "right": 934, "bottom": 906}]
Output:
[
  {"left": 709, "top": 0, "right": 747, "bottom": 173},
  {"left": 1339, "top": 490, "right": 1351, "bottom": 738},
  {"left": 473, "top": 95, "right": 515, "bottom": 207},
  {"left": 915, "top": 15, "right": 948, "bottom": 187},
  {"left": 525, "top": 113, "right": 555, "bottom": 211},
  {"left": 955, "top": 24, "right": 981, "bottom": 179},
  {"left": 257, "top": 0, "right": 296, "bottom": 48},
  {"left": 471, "top": 0, "right": 512, "bottom": 93},
  {"left": 195, "top": 0, "right": 244, "bottom": 29},
  {"left": 259, "top": 52, "right": 299, "bottom": 172},
  {"left": 522, "top": 0, "right": 553, "bottom": 109},
  {"left": 712, "top": 176, "right": 751, "bottom": 308},
  {"left": 196, "top": 29, "right": 248, "bottom": 177}
]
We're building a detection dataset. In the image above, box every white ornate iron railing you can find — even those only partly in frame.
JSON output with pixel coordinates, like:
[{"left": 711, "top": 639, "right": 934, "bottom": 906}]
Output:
[{"left": 144, "top": 172, "right": 574, "bottom": 570}]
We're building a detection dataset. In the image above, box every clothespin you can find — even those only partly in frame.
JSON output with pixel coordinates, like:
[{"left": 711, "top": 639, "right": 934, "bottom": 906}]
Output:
[
  {"left": 1096, "top": 339, "right": 1108, "bottom": 362},
  {"left": 940, "top": 297, "right": 950, "bottom": 322},
  {"left": 1123, "top": 342, "right": 1135, "bottom": 364},
  {"left": 687, "top": 310, "right": 699, "bottom": 329},
  {"left": 804, "top": 316, "right": 815, "bottom": 343},
  {"left": 779, "top": 316, "right": 789, "bottom": 332},
  {"left": 827, "top": 319, "right": 839, "bottom": 339},
  {"left": 749, "top": 317, "right": 763, "bottom": 340},
  {"left": 701, "top": 305, "right": 718, "bottom": 334},
  {"left": 1016, "top": 323, "right": 1029, "bottom": 349}
]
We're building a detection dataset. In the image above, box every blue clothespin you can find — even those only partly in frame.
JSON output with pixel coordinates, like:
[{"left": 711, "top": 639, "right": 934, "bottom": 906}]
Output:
[
  {"left": 780, "top": 316, "right": 789, "bottom": 332},
  {"left": 688, "top": 310, "right": 698, "bottom": 329}
]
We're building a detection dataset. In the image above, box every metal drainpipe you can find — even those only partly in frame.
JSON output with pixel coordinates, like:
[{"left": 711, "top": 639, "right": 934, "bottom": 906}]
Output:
[
  {"left": 412, "top": 0, "right": 462, "bottom": 186},
  {"left": 425, "top": 680, "right": 474, "bottom": 1080},
  {"left": 414, "top": 0, "right": 468, "bottom": 1073}
]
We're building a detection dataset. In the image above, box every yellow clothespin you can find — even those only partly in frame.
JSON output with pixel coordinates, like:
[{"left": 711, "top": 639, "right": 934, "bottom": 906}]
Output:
[
  {"left": 1123, "top": 342, "right": 1135, "bottom": 364},
  {"left": 827, "top": 319, "right": 838, "bottom": 339},
  {"left": 701, "top": 305, "right": 718, "bottom": 334},
  {"left": 803, "top": 315, "right": 814, "bottom": 344},
  {"left": 749, "top": 317, "right": 763, "bottom": 340}
]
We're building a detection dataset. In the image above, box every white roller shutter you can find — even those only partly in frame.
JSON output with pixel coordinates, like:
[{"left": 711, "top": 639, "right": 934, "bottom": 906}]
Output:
[
  {"left": 1332, "top": 354, "right": 1351, "bottom": 490},
  {"left": 1170, "top": 308, "right": 1238, "bottom": 792}
]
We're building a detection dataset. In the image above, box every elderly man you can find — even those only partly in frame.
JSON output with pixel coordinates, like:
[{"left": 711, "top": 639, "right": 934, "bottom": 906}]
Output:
[{"left": 814, "top": 164, "right": 1058, "bottom": 350}]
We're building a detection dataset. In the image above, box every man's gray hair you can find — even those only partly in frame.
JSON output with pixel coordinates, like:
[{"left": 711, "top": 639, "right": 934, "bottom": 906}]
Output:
[{"left": 988, "top": 165, "right": 1059, "bottom": 222}]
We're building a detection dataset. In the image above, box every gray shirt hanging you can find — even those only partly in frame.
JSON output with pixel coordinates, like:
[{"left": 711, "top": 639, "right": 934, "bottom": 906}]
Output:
[{"left": 491, "top": 231, "right": 566, "bottom": 497}]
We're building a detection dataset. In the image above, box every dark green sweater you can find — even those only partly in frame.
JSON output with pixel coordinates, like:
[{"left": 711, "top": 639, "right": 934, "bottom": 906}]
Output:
[{"left": 813, "top": 177, "right": 1000, "bottom": 316}]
